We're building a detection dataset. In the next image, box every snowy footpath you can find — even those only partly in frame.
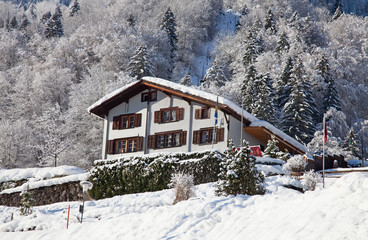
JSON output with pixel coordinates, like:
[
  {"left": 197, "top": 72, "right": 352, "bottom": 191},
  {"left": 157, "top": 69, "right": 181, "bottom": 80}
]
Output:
[{"left": 1, "top": 172, "right": 367, "bottom": 240}]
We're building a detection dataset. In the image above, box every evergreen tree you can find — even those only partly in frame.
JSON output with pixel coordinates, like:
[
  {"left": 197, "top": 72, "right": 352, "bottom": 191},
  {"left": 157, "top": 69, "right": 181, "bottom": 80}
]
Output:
[
  {"left": 243, "top": 27, "right": 263, "bottom": 67},
  {"left": 127, "top": 14, "right": 136, "bottom": 27},
  {"left": 10, "top": 16, "right": 18, "bottom": 29},
  {"left": 20, "top": 186, "right": 35, "bottom": 216},
  {"left": 28, "top": 4, "right": 37, "bottom": 20},
  {"left": 264, "top": 9, "right": 277, "bottom": 34},
  {"left": 161, "top": 7, "right": 178, "bottom": 58},
  {"left": 41, "top": 11, "right": 51, "bottom": 24},
  {"left": 276, "top": 32, "right": 290, "bottom": 55},
  {"left": 45, "top": 6, "right": 64, "bottom": 38},
  {"left": 281, "top": 60, "right": 316, "bottom": 144},
  {"left": 127, "top": 45, "right": 154, "bottom": 80},
  {"left": 19, "top": 14, "right": 30, "bottom": 30},
  {"left": 332, "top": 0, "right": 343, "bottom": 20},
  {"left": 264, "top": 135, "right": 279, "bottom": 158},
  {"left": 69, "top": 0, "right": 80, "bottom": 17},
  {"left": 276, "top": 57, "right": 293, "bottom": 110},
  {"left": 241, "top": 65, "right": 257, "bottom": 113},
  {"left": 180, "top": 73, "right": 192, "bottom": 86},
  {"left": 201, "top": 60, "right": 227, "bottom": 88},
  {"left": 252, "top": 73, "right": 276, "bottom": 123},
  {"left": 216, "top": 140, "right": 265, "bottom": 196},
  {"left": 343, "top": 128, "right": 360, "bottom": 158},
  {"left": 317, "top": 56, "right": 341, "bottom": 112}
]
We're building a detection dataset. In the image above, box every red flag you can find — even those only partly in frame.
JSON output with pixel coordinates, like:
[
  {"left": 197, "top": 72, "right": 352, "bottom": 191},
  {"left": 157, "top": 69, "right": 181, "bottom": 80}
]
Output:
[{"left": 323, "top": 115, "right": 327, "bottom": 143}]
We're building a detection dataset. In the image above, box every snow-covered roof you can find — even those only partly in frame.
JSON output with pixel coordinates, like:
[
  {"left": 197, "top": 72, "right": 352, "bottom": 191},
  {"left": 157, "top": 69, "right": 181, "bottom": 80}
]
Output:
[{"left": 88, "top": 77, "right": 307, "bottom": 153}]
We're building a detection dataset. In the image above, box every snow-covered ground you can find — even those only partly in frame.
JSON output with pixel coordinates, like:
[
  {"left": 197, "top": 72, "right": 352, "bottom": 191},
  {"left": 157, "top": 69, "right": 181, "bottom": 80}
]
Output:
[{"left": 1, "top": 173, "right": 367, "bottom": 240}]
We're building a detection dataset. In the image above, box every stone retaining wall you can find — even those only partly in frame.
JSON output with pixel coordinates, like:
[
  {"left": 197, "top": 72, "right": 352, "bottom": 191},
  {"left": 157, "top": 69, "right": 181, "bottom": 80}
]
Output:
[{"left": 0, "top": 181, "right": 86, "bottom": 207}]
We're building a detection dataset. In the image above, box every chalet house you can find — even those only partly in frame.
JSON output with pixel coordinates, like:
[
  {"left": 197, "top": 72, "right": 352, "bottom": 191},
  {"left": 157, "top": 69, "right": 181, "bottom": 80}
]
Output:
[{"left": 88, "top": 77, "right": 307, "bottom": 160}]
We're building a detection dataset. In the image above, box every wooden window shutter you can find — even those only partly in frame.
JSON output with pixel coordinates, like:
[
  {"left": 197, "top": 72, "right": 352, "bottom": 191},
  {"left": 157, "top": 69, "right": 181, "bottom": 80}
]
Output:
[
  {"left": 195, "top": 109, "right": 200, "bottom": 119},
  {"left": 193, "top": 130, "right": 200, "bottom": 144},
  {"left": 154, "top": 111, "right": 161, "bottom": 123},
  {"left": 181, "top": 131, "right": 187, "bottom": 145},
  {"left": 134, "top": 113, "right": 142, "bottom": 127},
  {"left": 112, "top": 116, "right": 121, "bottom": 130},
  {"left": 148, "top": 135, "right": 156, "bottom": 149},
  {"left": 178, "top": 108, "right": 184, "bottom": 120},
  {"left": 107, "top": 140, "right": 115, "bottom": 154},
  {"left": 216, "top": 128, "right": 224, "bottom": 142},
  {"left": 137, "top": 136, "right": 143, "bottom": 151}
]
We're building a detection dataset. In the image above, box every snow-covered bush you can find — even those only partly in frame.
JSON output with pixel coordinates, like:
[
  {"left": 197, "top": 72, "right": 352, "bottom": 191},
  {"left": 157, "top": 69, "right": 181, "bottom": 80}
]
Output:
[
  {"left": 216, "top": 140, "right": 265, "bottom": 196},
  {"left": 302, "top": 170, "right": 321, "bottom": 191},
  {"left": 283, "top": 155, "right": 307, "bottom": 173},
  {"left": 170, "top": 172, "right": 195, "bottom": 205},
  {"left": 263, "top": 135, "right": 279, "bottom": 158}
]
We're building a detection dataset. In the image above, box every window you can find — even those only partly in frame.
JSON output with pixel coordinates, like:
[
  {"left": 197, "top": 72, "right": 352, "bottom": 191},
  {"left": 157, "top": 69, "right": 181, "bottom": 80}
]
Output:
[
  {"left": 195, "top": 107, "right": 211, "bottom": 119},
  {"left": 148, "top": 130, "right": 187, "bottom": 149},
  {"left": 141, "top": 91, "right": 157, "bottom": 102},
  {"left": 154, "top": 107, "right": 183, "bottom": 123},
  {"left": 107, "top": 137, "right": 143, "bottom": 154},
  {"left": 112, "top": 113, "right": 142, "bottom": 130},
  {"left": 193, "top": 128, "right": 225, "bottom": 144}
]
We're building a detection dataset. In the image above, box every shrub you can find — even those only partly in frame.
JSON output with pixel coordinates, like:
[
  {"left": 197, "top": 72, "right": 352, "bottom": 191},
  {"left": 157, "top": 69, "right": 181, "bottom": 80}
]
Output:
[
  {"left": 302, "top": 170, "right": 321, "bottom": 191},
  {"left": 170, "top": 172, "right": 195, "bottom": 204},
  {"left": 20, "top": 186, "right": 35, "bottom": 216},
  {"left": 283, "top": 155, "right": 307, "bottom": 173}
]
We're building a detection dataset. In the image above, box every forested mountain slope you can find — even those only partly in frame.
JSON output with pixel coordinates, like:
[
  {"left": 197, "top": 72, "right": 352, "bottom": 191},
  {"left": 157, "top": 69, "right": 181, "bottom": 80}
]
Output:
[{"left": 0, "top": 0, "right": 367, "bottom": 169}]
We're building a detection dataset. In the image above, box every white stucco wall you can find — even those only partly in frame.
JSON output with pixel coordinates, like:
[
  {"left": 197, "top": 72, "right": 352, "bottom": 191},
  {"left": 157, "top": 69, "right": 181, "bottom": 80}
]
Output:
[{"left": 104, "top": 89, "right": 231, "bottom": 159}]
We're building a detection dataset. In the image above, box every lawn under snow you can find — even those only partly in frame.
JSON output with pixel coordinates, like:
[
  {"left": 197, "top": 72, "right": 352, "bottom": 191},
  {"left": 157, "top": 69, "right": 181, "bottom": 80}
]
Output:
[{"left": 1, "top": 173, "right": 368, "bottom": 240}]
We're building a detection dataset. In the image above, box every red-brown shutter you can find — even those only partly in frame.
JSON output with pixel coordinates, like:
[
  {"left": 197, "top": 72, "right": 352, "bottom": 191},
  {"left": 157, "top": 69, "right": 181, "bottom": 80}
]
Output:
[
  {"left": 195, "top": 109, "right": 200, "bottom": 119},
  {"left": 112, "top": 116, "right": 120, "bottom": 130},
  {"left": 181, "top": 131, "right": 187, "bottom": 145},
  {"left": 137, "top": 136, "right": 143, "bottom": 151},
  {"left": 178, "top": 108, "right": 184, "bottom": 120},
  {"left": 216, "top": 128, "right": 224, "bottom": 142},
  {"left": 107, "top": 140, "right": 115, "bottom": 154},
  {"left": 193, "top": 130, "right": 200, "bottom": 144},
  {"left": 148, "top": 135, "right": 156, "bottom": 149},
  {"left": 154, "top": 111, "right": 161, "bottom": 123},
  {"left": 134, "top": 113, "right": 142, "bottom": 127}
]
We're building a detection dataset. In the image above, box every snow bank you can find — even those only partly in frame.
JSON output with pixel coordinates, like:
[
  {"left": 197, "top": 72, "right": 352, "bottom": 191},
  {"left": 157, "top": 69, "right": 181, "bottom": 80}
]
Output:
[
  {"left": 1, "top": 173, "right": 367, "bottom": 239},
  {"left": 0, "top": 166, "right": 86, "bottom": 183}
]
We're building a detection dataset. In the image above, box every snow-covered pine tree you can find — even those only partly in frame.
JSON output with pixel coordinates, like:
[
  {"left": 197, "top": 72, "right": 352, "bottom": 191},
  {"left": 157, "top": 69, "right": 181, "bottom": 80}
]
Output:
[
  {"left": 216, "top": 140, "right": 265, "bottom": 196},
  {"left": 276, "top": 32, "right": 290, "bottom": 55},
  {"left": 343, "top": 128, "right": 360, "bottom": 159},
  {"left": 242, "top": 26, "right": 263, "bottom": 67},
  {"left": 241, "top": 64, "right": 257, "bottom": 113},
  {"left": 264, "top": 135, "right": 279, "bottom": 158},
  {"left": 19, "top": 14, "right": 30, "bottom": 30},
  {"left": 20, "top": 185, "right": 35, "bottom": 216},
  {"left": 180, "top": 73, "right": 192, "bottom": 86},
  {"left": 10, "top": 16, "right": 18, "bottom": 29},
  {"left": 161, "top": 7, "right": 178, "bottom": 59},
  {"left": 201, "top": 60, "right": 227, "bottom": 89},
  {"left": 264, "top": 9, "right": 277, "bottom": 34},
  {"left": 316, "top": 55, "right": 341, "bottom": 112},
  {"left": 127, "top": 45, "right": 154, "bottom": 80},
  {"left": 252, "top": 73, "right": 276, "bottom": 123},
  {"left": 276, "top": 56, "right": 293, "bottom": 110},
  {"left": 41, "top": 11, "right": 51, "bottom": 24},
  {"left": 127, "top": 14, "right": 136, "bottom": 27},
  {"left": 69, "top": 0, "right": 80, "bottom": 17},
  {"left": 45, "top": 6, "right": 64, "bottom": 38},
  {"left": 281, "top": 59, "right": 316, "bottom": 144},
  {"left": 332, "top": 0, "right": 344, "bottom": 20}
]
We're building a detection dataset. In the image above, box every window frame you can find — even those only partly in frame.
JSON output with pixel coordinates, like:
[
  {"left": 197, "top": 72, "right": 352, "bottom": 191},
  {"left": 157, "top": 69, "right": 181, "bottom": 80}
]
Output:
[
  {"left": 150, "top": 130, "right": 186, "bottom": 149},
  {"left": 108, "top": 136, "right": 143, "bottom": 154},
  {"left": 141, "top": 90, "right": 157, "bottom": 102},
  {"left": 112, "top": 113, "right": 141, "bottom": 130},
  {"left": 154, "top": 107, "right": 183, "bottom": 124}
]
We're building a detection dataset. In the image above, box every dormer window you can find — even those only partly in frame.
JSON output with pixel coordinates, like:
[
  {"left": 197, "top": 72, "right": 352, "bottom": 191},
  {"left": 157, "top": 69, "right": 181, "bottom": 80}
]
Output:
[{"left": 141, "top": 91, "right": 157, "bottom": 102}]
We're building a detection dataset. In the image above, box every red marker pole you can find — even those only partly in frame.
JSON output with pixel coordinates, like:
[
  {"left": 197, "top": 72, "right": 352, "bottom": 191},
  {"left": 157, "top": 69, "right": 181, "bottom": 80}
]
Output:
[{"left": 67, "top": 205, "right": 70, "bottom": 229}]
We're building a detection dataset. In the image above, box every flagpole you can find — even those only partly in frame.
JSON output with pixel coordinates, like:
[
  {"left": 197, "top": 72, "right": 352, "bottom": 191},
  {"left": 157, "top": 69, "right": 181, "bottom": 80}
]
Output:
[
  {"left": 240, "top": 97, "right": 243, "bottom": 147},
  {"left": 212, "top": 97, "right": 219, "bottom": 149},
  {"left": 323, "top": 114, "right": 326, "bottom": 188}
]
